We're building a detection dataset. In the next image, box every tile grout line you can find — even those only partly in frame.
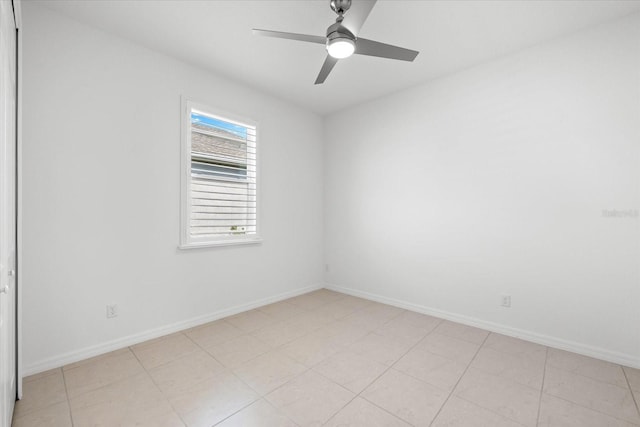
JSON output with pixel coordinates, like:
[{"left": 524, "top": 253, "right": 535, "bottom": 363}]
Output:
[
  {"left": 131, "top": 334, "right": 201, "bottom": 371},
  {"left": 542, "top": 361, "right": 640, "bottom": 424},
  {"left": 359, "top": 319, "right": 448, "bottom": 424},
  {"left": 179, "top": 328, "right": 268, "bottom": 425},
  {"left": 321, "top": 314, "right": 444, "bottom": 426},
  {"left": 442, "top": 342, "right": 547, "bottom": 426},
  {"left": 202, "top": 336, "right": 272, "bottom": 373},
  {"left": 622, "top": 367, "right": 640, "bottom": 418},
  {"left": 248, "top": 298, "right": 350, "bottom": 351},
  {"left": 426, "top": 331, "right": 490, "bottom": 427},
  {"left": 208, "top": 344, "right": 304, "bottom": 427},
  {"left": 259, "top": 398, "right": 303, "bottom": 427},
  {"left": 305, "top": 306, "right": 411, "bottom": 425},
  {"left": 210, "top": 399, "right": 263, "bottom": 427},
  {"left": 212, "top": 398, "right": 302, "bottom": 427},
  {"left": 15, "top": 370, "right": 75, "bottom": 426},
  {"left": 128, "top": 343, "right": 189, "bottom": 427},
  {"left": 261, "top": 357, "right": 340, "bottom": 418},
  {"left": 385, "top": 331, "right": 511, "bottom": 389},
  {"left": 11, "top": 377, "right": 70, "bottom": 423},
  {"left": 391, "top": 342, "right": 543, "bottom": 401},
  {"left": 533, "top": 347, "right": 634, "bottom": 390},
  {"left": 453, "top": 395, "right": 530, "bottom": 427},
  {"left": 535, "top": 346, "right": 549, "bottom": 426},
  {"left": 59, "top": 368, "right": 75, "bottom": 427},
  {"left": 58, "top": 350, "right": 148, "bottom": 403},
  {"left": 12, "top": 399, "right": 72, "bottom": 424},
  {"left": 543, "top": 391, "right": 640, "bottom": 425}
]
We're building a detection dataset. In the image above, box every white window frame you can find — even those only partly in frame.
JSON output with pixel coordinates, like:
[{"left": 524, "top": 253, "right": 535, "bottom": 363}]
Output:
[{"left": 179, "top": 97, "right": 261, "bottom": 249}]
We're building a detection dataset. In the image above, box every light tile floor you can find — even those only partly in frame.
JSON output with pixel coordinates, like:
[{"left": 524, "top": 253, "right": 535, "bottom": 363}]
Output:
[{"left": 12, "top": 289, "right": 640, "bottom": 426}]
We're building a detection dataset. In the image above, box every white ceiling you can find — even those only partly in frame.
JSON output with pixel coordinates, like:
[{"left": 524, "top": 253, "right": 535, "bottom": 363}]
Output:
[{"left": 33, "top": 0, "right": 640, "bottom": 115}]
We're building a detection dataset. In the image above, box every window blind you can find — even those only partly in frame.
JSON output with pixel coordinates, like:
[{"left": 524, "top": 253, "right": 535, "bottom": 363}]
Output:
[{"left": 189, "top": 110, "right": 257, "bottom": 238}]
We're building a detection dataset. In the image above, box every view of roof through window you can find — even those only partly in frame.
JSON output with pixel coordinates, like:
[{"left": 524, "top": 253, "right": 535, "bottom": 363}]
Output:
[
  {"left": 191, "top": 111, "right": 249, "bottom": 180},
  {"left": 192, "top": 111, "right": 247, "bottom": 139}
]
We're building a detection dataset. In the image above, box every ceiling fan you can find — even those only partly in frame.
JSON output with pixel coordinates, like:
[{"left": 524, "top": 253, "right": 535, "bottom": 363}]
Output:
[{"left": 253, "top": 0, "right": 419, "bottom": 85}]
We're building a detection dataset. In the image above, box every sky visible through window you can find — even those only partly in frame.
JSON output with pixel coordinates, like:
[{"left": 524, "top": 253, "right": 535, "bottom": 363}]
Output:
[{"left": 191, "top": 111, "right": 247, "bottom": 140}]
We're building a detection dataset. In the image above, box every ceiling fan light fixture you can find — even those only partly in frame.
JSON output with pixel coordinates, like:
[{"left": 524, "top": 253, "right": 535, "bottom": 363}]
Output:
[{"left": 327, "top": 37, "right": 355, "bottom": 59}]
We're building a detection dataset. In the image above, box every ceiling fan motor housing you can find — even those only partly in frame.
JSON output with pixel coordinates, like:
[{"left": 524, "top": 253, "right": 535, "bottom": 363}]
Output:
[{"left": 326, "top": 21, "right": 355, "bottom": 42}]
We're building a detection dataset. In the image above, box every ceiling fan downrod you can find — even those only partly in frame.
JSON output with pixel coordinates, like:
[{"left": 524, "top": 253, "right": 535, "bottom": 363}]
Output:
[{"left": 330, "top": 0, "right": 352, "bottom": 16}]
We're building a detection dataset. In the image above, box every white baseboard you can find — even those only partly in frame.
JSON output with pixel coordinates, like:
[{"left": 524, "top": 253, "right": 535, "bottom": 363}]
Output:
[
  {"left": 24, "top": 284, "right": 323, "bottom": 376},
  {"left": 325, "top": 283, "right": 640, "bottom": 369}
]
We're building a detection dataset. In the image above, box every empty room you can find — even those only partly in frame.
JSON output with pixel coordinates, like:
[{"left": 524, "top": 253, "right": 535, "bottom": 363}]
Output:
[{"left": 0, "top": 0, "right": 639, "bottom": 426}]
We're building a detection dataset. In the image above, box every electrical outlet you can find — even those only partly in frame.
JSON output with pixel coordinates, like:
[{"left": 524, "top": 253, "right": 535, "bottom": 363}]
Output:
[
  {"left": 501, "top": 295, "right": 511, "bottom": 308},
  {"left": 325, "top": 264, "right": 330, "bottom": 273},
  {"left": 106, "top": 304, "right": 118, "bottom": 318}
]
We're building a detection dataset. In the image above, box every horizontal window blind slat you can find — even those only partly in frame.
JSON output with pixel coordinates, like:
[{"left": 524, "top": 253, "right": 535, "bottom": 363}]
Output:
[
  {"left": 191, "top": 189, "right": 256, "bottom": 195},
  {"left": 192, "top": 206, "right": 255, "bottom": 214},
  {"left": 191, "top": 226, "right": 257, "bottom": 232},
  {"left": 190, "top": 219, "right": 256, "bottom": 227},
  {"left": 192, "top": 192, "right": 254, "bottom": 200},
  {"left": 191, "top": 184, "right": 253, "bottom": 196},
  {"left": 191, "top": 179, "right": 252, "bottom": 187},
  {"left": 190, "top": 184, "right": 257, "bottom": 192},
  {"left": 191, "top": 210, "right": 255, "bottom": 216},
  {"left": 191, "top": 204, "right": 255, "bottom": 212},
  {"left": 191, "top": 198, "right": 255, "bottom": 204},
  {"left": 191, "top": 191, "right": 255, "bottom": 202},
  {"left": 191, "top": 176, "right": 254, "bottom": 185},
  {"left": 191, "top": 218, "right": 257, "bottom": 224},
  {"left": 191, "top": 170, "right": 250, "bottom": 180},
  {"left": 191, "top": 231, "right": 257, "bottom": 236},
  {"left": 192, "top": 224, "right": 257, "bottom": 230},
  {"left": 191, "top": 213, "right": 257, "bottom": 220},
  {"left": 191, "top": 219, "right": 257, "bottom": 226},
  {"left": 191, "top": 192, "right": 256, "bottom": 201},
  {"left": 191, "top": 227, "right": 256, "bottom": 236},
  {"left": 191, "top": 178, "right": 256, "bottom": 189}
]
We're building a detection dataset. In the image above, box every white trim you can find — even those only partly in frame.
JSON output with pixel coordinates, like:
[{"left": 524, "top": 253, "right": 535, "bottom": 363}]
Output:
[
  {"left": 23, "top": 284, "right": 323, "bottom": 376},
  {"left": 325, "top": 283, "right": 640, "bottom": 369},
  {"left": 178, "top": 237, "right": 262, "bottom": 250},
  {"left": 179, "top": 96, "right": 261, "bottom": 248},
  {"left": 15, "top": 2, "right": 22, "bottom": 399},
  {"left": 180, "top": 96, "right": 190, "bottom": 247}
]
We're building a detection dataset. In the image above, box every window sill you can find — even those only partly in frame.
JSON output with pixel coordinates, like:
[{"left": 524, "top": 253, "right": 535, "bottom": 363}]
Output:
[{"left": 178, "top": 237, "right": 263, "bottom": 250}]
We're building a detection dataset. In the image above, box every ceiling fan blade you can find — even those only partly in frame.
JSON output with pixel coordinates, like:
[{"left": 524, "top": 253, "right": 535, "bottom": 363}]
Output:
[
  {"left": 252, "top": 29, "right": 325, "bottom": 45},
  {"left": 341, "top": 0, "right": 377, "bottom": 36},
  {"left": 355, "top": 38, "right": 419, "bottom": 62},
  {"left": 315, "top": 55, "right": 339, "bottom": 85}
]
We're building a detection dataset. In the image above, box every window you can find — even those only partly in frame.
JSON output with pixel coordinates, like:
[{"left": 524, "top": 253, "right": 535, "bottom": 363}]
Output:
[{"left": 180, "top": 99, "right": 259, "bottom": 248}]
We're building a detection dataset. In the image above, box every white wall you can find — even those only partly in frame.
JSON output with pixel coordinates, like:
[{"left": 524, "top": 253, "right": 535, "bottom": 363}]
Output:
[
  {"left": 325, "top": 14, "right": 640, "bottom": 366},
  {"left": 21, "top": 4, "right": 324, "bottom": 373}
]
